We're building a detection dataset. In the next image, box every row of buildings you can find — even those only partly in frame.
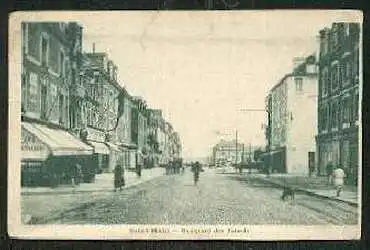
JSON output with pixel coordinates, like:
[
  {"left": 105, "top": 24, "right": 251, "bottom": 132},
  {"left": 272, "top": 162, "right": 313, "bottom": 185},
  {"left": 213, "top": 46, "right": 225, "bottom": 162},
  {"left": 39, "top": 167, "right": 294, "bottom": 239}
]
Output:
[
  {"left": 20, "top": 22, "right": 182, "bottom": 186},
  {"left": 261, "top": 22, "right": 360, "bottom": 184}
]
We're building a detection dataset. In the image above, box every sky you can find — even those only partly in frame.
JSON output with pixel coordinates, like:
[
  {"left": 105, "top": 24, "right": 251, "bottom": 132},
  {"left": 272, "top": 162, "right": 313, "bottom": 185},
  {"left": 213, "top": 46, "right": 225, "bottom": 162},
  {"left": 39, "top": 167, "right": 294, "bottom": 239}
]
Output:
[{"left": 76, "top": 11, "right": 359, "bottom": 159}]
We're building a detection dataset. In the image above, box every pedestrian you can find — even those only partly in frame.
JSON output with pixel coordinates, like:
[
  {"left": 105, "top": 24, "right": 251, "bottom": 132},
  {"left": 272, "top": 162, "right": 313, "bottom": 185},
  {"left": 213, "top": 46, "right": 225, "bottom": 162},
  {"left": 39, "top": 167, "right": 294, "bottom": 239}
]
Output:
[
  {"left": 309, "top": 163, "right": 315, "bottom": 178},
  {"left": 136, "top": 152, "right": 142, "bottom": 178},
  {"left": 74, "top": 163, "right": 83, "bottom": 186},
  {"left": 332, "top": 165, "right": 346, "bottom": 197},
  {"left": 326, "top": 161, "right": 334, "bottom": 185},
  {"left": 191, "top": 161, "right": 201, "bottom": 185},
  {"left": 114, "top": 164, "right": 125, "bottom": 191}
]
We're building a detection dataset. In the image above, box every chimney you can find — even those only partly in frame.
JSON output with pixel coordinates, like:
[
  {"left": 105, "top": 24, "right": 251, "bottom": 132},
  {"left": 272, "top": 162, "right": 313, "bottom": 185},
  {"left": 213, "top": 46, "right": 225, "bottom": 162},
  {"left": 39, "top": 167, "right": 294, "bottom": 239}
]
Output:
[{"left": 92, "top": 43, "right": 95, "bottom": 54}]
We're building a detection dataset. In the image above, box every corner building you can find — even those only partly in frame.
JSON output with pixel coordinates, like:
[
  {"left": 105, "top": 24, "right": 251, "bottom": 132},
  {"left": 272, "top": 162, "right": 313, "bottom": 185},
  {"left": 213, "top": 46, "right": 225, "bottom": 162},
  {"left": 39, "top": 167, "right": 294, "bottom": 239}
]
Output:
[{"left": 316, "top": 23, "right": 360, "bottom": 184}]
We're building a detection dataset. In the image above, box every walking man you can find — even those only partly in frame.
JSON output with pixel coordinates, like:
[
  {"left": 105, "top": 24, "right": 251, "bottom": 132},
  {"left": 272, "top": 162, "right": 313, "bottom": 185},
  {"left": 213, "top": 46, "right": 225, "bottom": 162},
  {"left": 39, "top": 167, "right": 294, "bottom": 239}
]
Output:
[
  {"left": 332, "top": 165, "right": 346, "bottom": 197},
  {"left": 191, "top": 161, "right": 201, "bottom": 185}
]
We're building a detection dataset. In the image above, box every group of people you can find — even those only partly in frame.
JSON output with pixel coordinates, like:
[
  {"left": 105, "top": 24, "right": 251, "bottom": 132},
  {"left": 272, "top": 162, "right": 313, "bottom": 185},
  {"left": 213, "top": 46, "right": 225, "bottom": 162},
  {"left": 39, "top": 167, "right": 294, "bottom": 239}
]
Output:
[
  {"left": 165, "top": 159, "right": 184, "bottom": 175},
  {"left": 326, "top": 162, "right": 347, "bottom": 197}
]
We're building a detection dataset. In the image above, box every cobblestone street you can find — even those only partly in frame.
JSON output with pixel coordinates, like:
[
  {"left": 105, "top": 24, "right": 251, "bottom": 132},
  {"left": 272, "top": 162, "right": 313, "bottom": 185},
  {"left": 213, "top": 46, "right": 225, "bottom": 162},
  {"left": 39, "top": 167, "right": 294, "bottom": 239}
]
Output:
[{"left": 24, "top": 168, "right": 358, "bottom": 225}]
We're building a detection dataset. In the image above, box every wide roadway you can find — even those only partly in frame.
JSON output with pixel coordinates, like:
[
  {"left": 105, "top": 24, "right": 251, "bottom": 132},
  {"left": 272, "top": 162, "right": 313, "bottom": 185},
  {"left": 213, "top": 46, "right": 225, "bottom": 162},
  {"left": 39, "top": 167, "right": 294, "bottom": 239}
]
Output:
[{"left": 28, "top": 168, "right": 358, "bottom": 225}]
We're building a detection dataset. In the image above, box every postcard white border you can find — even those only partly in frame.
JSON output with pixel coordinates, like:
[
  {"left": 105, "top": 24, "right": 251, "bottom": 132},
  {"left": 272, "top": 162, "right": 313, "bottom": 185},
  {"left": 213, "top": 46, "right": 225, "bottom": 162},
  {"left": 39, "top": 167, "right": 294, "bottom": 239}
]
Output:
[{"left": 8, "top": 10, "right": 363, "bottom": 240}]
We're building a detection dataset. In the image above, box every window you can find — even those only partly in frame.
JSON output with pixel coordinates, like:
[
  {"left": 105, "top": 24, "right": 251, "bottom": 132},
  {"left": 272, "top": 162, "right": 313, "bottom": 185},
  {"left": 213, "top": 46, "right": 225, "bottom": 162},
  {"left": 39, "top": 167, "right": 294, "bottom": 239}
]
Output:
[
  {"left": 332, "top": 30, "right": 338, "bottom": 47},
  {"left": 59, "top": 51, "right": 65, "bottom": 77},
  {"left": 343, "top": 60, "right": 352, "bottom": 85},
  {"left": 331, "top": 101, "right": 339, "bottom": 129},
  {"left": 40, "top": 79, "right": 48, "bottom": 119},
  {"left": 345, "top": 23, "right": 350, "bottom": 36},
  {"left": 59, "top": 95, "right": 64, "bottom": 124},
  {"left": 321, "top": 36, "right": 329, "bottom": 55},
  {"left": 22, "top": 23, "right": 28, "bottom": 54},
  {"left": 295, "top": 77, "right": 303, "bottom": 92},
  {"left": 322, "top": 103, "right": 330, "bottom": 131},
  {"left": 321, "top": 67, "right": 329, "bottom": 96},
  {"left": 353, "top": 91, "right": 359, "bottom": 122},
  {"left": 331, "top": 63, "right": 340, "bottom": 90},
  {"left": 342, "top": 97, "right": 351, "bottom": 125},
  {"left": 353, "top": 49, "right": 359, "bottom": 82},
  {"left": 41, "top": 35, "right": 48, "bottom": 66}
]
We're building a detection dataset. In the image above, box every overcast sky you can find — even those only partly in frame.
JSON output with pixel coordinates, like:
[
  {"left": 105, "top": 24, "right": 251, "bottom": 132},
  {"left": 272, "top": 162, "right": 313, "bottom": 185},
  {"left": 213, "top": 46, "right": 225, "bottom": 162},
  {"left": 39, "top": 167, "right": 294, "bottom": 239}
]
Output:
[{"left": 75, "top": 11, "right": 358, "bottom": 159}]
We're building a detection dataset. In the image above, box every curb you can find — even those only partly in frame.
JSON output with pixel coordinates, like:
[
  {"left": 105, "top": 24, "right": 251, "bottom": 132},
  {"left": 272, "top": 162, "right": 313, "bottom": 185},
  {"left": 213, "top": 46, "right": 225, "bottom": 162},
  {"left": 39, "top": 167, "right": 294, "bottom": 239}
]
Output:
[
  {"left": 252, "top": 176, "right": 358, "bottom": 207},
  {"left": 21, "top": 174, "right": 165, "bottom": 196}
]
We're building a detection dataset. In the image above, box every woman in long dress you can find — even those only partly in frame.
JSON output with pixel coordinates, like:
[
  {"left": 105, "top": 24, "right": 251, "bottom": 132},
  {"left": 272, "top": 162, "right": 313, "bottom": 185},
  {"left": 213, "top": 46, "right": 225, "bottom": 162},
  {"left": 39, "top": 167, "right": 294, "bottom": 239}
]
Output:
[{"left": 114, "top": 165, "right": 125, "bottom": 191}]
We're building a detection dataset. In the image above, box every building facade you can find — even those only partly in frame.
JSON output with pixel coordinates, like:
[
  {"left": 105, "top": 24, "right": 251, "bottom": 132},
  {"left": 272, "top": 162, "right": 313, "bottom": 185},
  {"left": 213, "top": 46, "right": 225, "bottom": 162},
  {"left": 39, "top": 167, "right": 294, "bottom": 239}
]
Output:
[
  {"left": 265, "top": 55, "right": 318, "bottom": 174},
  {"left": 81, "top": 52, "right": 124, "bottom": 172},
  {"left": 316, "top": 23, "right": 360, "bottom": 184},
  {"left": 212, "top": 139, "right": 245, "bottom": 167},
  {"left": 21, "top": 22, "right": 93, "bottom": 186}
]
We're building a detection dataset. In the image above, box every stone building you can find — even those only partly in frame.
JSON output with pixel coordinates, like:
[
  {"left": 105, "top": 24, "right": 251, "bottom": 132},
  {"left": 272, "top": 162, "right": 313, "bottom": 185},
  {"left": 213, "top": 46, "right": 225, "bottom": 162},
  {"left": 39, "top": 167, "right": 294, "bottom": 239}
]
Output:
[
  {"left": 147, "top": 109, "right": 165, "bottom": 168},
  {"left": 316, "top": 23, "right": 360, "bottom": 184},
  {"left": 80, "top": 51, "right": 124, "bottom": 172},
  {"left": 21, "top": 22, "right": 93, "bottom": 186},
  {"left": 263, "top": 55, "right": 318, "bottom": 174},
  {"left": 131, "top": 97, "right": 149, "bottom": 169}
]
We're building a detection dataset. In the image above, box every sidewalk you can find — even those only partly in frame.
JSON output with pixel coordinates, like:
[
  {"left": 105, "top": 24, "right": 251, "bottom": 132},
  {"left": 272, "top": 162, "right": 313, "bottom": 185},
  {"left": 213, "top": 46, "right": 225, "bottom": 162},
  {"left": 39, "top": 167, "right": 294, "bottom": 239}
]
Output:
[
  {"left": 21, "top": 167, "right": 166, "bottom": 196},
  {"left": 247, "top": 173, "right": 359, "bottom": 207}
]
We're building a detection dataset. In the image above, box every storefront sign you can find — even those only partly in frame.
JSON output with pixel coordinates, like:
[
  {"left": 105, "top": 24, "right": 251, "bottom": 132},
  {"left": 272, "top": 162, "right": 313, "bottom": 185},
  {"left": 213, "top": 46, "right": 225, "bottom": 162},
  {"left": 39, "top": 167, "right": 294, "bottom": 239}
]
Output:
[
  {"left": 21, "top": 128, "right": 49, "bottom": 159},
  {"left": 86, "top": 127, "right": 106, "bottom": 142}
]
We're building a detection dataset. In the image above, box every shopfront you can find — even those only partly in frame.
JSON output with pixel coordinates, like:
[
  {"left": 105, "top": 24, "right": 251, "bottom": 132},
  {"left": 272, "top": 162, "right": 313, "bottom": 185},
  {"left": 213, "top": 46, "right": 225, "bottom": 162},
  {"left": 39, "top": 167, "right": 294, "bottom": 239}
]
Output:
[
  {"left": 105, "top": 142, "right": 122, "bottom": 172},
  {"left": 88, "top": 141, "right": 110, "bottom": 174},
  {"left": 21, "top": 122, "right": 93, "bottom": 186}
]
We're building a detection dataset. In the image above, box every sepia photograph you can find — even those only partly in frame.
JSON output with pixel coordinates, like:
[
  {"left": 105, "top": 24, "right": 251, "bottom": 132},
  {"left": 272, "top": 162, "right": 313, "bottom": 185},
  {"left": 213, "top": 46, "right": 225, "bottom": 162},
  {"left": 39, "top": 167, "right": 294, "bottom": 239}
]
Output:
[{"left": 8, "top": 10, "right": 362, "bottom": 240}]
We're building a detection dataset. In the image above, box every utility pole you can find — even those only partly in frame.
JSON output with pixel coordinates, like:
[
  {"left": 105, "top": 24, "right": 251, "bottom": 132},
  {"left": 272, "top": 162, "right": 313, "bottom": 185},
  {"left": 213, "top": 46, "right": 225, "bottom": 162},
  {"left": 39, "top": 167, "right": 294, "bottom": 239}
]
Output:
[
  {"left": 249, "top": 142, "right": 252, "bottom": 174},
  {"left": 235, "top": 129, "right": 238, "bottom": 172}
]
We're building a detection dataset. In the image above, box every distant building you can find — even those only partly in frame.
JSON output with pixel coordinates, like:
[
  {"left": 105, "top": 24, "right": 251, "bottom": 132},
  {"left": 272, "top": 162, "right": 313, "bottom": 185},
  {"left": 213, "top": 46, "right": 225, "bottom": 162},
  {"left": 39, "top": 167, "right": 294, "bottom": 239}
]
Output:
[
  {"left": 264, "top": 55, "right": 318, "bottom": 174},
  {"left": 131, "top": 97, "right": 149, "bottom": 169},
  {"left": 212, "top": 139, "right": 245, "bottom": 166},
  {"left": 316, "top": 23, "right": 360, "bottom": 184}
]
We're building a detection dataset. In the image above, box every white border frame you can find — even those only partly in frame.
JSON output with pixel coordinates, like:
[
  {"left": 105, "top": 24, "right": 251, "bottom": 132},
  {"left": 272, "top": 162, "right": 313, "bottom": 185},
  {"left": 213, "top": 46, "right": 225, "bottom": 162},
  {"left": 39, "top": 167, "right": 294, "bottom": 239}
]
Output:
[{"left": 8, "top": 10, "right": 362, "bottom": 241}]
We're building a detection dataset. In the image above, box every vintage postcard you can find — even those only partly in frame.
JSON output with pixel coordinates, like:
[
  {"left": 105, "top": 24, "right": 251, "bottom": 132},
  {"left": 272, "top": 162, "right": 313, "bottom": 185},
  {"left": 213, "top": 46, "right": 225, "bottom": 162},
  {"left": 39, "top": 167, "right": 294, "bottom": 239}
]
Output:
[{"left": 8, "top": 10, "right": 362, "bottom": 240}]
